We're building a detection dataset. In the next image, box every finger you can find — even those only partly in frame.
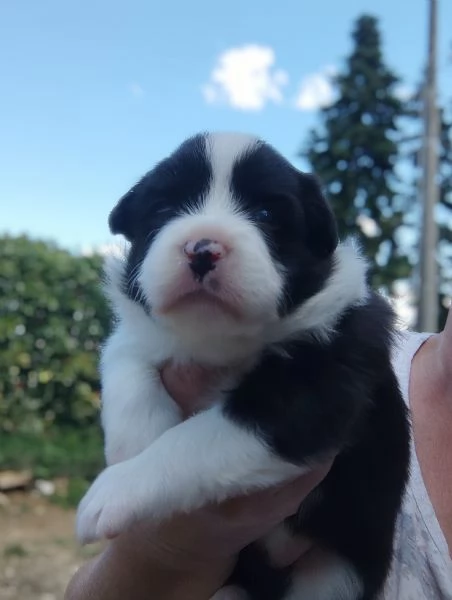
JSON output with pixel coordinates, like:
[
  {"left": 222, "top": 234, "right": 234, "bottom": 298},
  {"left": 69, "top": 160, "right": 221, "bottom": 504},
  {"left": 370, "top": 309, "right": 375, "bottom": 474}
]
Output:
[
  {"left": 219, "top": 460, "right": 333, "bottom": 523},
  {"left": 275, "top": 461, "right": 333, "bottom": 511}
]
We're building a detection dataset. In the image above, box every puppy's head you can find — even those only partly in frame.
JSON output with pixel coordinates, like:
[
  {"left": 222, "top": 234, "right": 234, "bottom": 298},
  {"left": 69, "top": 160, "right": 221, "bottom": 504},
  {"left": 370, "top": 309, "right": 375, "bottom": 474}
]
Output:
[{"left": 109, "top": 132, "right": 339, "bottom": 345}]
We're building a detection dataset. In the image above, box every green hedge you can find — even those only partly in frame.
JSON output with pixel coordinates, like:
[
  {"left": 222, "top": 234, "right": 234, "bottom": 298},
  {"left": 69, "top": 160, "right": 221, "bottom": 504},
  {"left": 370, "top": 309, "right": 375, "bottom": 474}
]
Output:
[{"left": 0, "top": 234, "right": 111, "bottom": 436}]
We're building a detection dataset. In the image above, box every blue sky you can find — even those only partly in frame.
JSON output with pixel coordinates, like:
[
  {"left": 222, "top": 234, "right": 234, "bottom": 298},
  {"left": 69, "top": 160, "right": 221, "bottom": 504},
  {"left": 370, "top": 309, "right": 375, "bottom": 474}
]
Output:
[{"left": 1, "top": 0, "right": 451, "bottom": 252}]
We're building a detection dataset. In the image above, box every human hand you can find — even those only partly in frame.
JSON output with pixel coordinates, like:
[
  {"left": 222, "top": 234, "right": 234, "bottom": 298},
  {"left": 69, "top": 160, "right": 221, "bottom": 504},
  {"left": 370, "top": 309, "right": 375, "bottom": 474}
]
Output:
[{"left": 66, "top": 463, "right": 330, "bottom": 600}]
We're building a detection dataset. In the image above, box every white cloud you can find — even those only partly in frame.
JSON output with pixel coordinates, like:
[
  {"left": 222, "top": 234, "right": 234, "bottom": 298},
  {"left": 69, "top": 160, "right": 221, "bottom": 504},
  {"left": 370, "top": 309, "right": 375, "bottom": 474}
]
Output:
[
  {"left": 129, "top": 82, "right": 145, "bottom": 99},
  {"left": 202, "top": 45, "right": 289, "bottom": 111},
  {"left": 294, "top": 66, "right": 336, "bottom": 111}
]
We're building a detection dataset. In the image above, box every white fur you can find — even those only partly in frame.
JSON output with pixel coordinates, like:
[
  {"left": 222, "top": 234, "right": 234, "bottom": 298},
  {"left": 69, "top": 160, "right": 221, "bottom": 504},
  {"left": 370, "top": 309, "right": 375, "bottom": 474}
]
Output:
[
  {"left": 101, "top": 253, "right": 184, "bottom": 464},
  {"left": 207, "top": 132, "right": 259, "bottom": 201},
  {"left": 76, "top": 403, "right": 305, "bottom": 544},
  {"left": 100, "top": 325, "right": 182, "bottom": 465},
  {"left": 284, "top": 548, "right": 363, "bottom": 600}
]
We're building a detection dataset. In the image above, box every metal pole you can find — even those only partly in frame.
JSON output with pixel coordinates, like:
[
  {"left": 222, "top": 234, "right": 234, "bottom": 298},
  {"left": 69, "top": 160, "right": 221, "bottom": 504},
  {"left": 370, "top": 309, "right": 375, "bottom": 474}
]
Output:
[{"left": 417, "top": 0, "right": 440, "bottom": 332}]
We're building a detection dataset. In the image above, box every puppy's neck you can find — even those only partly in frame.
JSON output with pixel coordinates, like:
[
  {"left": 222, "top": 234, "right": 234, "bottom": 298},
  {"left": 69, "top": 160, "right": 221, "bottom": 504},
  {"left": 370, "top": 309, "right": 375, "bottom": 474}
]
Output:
[{"left": 268, "top": 241, "right": 369, "bottom": 345}]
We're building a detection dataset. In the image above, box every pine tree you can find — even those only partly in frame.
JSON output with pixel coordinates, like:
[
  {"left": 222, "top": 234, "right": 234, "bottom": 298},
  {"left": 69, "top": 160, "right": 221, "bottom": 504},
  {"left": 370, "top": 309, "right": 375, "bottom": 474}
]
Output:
[
  {"left": 301, "top": 15, "right": 411, "bottom": 294},
  {"left": 438, "top": 104, "right": 452, "bottom": 328}
]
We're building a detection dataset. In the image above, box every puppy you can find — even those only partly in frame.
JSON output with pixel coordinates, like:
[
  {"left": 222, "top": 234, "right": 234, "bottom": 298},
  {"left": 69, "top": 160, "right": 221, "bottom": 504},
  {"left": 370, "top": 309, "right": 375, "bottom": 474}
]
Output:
[{"left": 76, "top": 132, "right": 410, "bottom": 600}]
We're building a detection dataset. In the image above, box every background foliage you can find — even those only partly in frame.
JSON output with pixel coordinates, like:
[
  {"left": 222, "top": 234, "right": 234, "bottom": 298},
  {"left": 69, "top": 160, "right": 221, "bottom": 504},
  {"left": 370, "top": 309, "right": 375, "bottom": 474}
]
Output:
[
  {"left": 302, "top": 14, "right": 451, "bottom": 330},
  {"left": 0, "top": 235, "right": 110, "bottom": 493}
]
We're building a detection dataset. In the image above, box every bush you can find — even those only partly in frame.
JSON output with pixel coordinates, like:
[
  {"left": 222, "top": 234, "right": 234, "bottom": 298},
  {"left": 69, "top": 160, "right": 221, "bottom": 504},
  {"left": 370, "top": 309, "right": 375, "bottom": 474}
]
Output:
[
  {"left": 0, "top": 234, "right": 111, "bottom": 435},
  {"left": 0, "top": 428, "right": 104, "bottom": 480}
]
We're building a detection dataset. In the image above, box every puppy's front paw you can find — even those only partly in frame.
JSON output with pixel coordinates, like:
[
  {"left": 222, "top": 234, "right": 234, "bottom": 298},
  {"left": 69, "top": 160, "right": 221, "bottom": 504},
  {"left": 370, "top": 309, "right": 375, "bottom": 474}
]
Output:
[{"left": 76, "top": 460, "right": 158, "bottom": 544}]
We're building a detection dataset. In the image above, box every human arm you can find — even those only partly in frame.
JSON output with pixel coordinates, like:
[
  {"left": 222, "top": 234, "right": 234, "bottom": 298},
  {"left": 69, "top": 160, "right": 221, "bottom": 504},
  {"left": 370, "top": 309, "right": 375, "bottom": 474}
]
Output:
[{"left": 410, "top": 306, "right": 452, "bottom": 553}]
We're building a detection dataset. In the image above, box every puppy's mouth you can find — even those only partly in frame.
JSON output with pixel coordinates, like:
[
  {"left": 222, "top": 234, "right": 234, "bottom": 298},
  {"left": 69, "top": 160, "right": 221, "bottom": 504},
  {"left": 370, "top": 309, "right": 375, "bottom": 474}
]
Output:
[{"left": 158, "top": 289, "right": 242, "bottom": 320}]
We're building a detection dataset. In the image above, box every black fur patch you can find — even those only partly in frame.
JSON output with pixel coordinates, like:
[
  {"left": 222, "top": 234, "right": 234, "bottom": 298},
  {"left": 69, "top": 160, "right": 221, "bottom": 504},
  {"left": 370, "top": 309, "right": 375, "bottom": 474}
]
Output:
[
  {"left": 231, "top": 143, "right": 338, "bottom": 315},
  {"left": 225, "top": 293, "right": 409, "bottom": 599},
  {"left": 108, "top": 133, "right": 211, "bottom": 304}
]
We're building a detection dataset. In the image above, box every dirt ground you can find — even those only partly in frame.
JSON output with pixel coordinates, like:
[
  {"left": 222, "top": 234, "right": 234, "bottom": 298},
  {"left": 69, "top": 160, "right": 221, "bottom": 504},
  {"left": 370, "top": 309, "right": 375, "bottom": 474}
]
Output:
[{"left": 0, "top": 491, "right": 103, "bottom": 600}]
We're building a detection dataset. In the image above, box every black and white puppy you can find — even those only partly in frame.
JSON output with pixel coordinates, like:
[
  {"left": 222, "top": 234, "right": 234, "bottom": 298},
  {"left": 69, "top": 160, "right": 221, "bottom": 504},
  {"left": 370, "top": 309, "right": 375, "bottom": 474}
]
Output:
[{"left": 76, "top": 132, "right": 410, "bottom": 600}]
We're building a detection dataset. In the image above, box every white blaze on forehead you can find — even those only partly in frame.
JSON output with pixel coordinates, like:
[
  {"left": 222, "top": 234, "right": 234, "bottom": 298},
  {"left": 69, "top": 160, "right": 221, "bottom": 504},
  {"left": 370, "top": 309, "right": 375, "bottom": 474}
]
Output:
[{"left": 203, "top": 132, "right": 260, "bottom": 215}]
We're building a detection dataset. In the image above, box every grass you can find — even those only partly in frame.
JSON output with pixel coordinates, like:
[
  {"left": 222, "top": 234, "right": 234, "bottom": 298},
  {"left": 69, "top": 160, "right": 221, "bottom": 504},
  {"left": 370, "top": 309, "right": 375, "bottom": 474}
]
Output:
[
  {"left": 0, "top": 427, "right": 104, "bottom": 507},
  {"left": 4, "top": 543, "right": 28, "bottom": 558}
]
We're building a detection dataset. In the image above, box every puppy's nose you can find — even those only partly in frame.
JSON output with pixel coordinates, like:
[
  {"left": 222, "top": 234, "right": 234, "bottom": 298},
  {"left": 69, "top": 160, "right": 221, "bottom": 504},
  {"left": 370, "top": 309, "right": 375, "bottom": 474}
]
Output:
[{"left": 183, "top": 239, "right": 225, "bottom": 281}]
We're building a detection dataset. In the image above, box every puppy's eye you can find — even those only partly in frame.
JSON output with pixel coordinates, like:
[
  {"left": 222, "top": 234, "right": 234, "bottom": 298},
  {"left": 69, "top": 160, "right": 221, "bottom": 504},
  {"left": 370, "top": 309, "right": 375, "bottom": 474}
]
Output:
[{"left": 253, "top": 208, "right": 272, "bottom": 223}]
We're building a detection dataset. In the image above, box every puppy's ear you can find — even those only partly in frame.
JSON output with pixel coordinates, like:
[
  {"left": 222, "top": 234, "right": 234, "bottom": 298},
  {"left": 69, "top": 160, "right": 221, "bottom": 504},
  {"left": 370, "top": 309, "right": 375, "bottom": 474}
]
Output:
[
  {"left": 298, "top": 173, "right": 339, "bottom": 258},
  {"left": 108, "top": 186, "right": 141, "bottom": 241}
]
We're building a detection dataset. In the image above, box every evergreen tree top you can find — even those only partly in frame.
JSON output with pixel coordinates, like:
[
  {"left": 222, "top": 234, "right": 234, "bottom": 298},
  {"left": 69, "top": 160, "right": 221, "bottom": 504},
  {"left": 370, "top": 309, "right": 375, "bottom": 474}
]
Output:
[{"left": 301, "top": 14, "right": 411, "bottom": 293}]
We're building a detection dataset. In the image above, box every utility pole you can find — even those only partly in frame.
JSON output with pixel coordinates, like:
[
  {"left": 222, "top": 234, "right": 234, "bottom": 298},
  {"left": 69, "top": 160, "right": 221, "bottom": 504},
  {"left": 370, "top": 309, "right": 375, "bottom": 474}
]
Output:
[{"left": 417, "top": 0, "right": 440, "bottom": 332}]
